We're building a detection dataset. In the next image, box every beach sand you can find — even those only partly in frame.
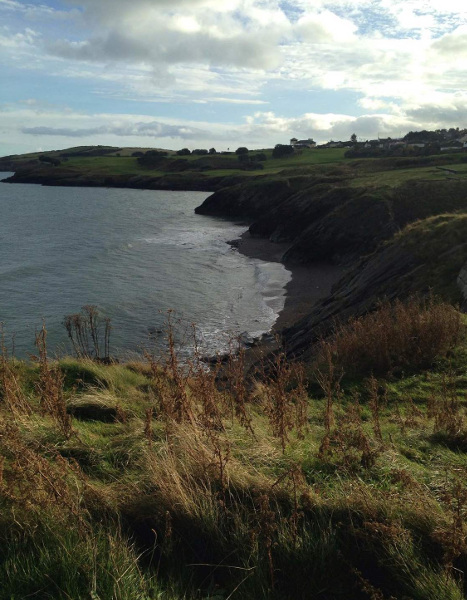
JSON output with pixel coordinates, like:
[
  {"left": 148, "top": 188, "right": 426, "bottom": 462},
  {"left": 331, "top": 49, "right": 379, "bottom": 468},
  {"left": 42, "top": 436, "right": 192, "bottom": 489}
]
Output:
[{"left": 234, "top": 231, "right": 344, "bottom": 333}]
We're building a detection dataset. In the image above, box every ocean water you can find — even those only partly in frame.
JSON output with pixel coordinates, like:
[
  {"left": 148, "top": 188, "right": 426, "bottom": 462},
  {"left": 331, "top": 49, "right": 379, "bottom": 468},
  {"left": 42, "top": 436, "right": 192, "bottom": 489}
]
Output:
[{"left": 0, "top": 174, "right": 291, "bottom": 358}]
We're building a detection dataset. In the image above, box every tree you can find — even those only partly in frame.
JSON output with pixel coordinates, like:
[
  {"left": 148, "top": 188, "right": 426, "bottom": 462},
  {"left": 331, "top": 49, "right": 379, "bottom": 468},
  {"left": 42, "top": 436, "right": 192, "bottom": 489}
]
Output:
[
  {"left": 177, "top": 148, "right": 191, "bottom": 156},
  {"left": 209, "top": 148, "right": 217, "bottom": 154},
  {"left": 350, "top": 133, "right": 357, "bottom": 144},
  {"left": 272, "top": 144, "right": 294, "bottom": 159},
  {"left": 235, "top": 147, "right": 249, "bottom": 155},
  {"left": 251, "top": 152, "right": 267, "bottom": 162},
  {"left": 137, "top": 150, "right": 168, "bottom": 168}
]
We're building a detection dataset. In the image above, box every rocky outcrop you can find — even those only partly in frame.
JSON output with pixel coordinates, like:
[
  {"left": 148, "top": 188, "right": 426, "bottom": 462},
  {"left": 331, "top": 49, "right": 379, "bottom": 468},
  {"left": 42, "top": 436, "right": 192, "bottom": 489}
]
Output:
[{"left": 195, "top": 178, "right": 312, "bottom": 218}]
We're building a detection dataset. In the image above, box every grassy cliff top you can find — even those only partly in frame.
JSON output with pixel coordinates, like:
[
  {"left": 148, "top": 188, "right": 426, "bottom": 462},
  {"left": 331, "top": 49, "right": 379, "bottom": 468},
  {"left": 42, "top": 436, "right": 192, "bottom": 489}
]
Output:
[{"left": 3, "top": 145, "right": 467, "bottom": 189}]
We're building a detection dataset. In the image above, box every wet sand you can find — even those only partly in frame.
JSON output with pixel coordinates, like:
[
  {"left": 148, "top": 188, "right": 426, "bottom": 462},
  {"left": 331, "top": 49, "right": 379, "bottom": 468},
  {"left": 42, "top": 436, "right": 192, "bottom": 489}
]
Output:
[{"left": 234, "top": 231, "right": 344, "bottom": 332}]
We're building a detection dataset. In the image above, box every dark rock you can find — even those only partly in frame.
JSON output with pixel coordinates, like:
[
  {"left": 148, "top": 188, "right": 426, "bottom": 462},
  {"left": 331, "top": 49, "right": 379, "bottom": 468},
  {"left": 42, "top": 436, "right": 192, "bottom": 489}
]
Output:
[{"left": 68, "top": 402, "right": 118, "bottom": 422}]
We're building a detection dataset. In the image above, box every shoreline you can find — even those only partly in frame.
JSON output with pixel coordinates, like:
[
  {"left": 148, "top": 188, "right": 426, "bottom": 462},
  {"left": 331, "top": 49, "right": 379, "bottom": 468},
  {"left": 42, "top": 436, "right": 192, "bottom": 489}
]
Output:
[{"left": 233, "top": 230, "right": 344, "bottom": 333}]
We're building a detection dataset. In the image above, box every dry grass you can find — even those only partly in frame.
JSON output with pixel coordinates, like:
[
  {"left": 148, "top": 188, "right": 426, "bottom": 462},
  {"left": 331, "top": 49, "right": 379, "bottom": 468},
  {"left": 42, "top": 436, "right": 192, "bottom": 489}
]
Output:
[
  {"left": 1, "top": 311, "right": 467, "bottom": 599},
  {"left": 315, "top": 295, "right": 464, "bottom": 377},
  {"left": 34, "top": 324, "right": 74, "bottom": 439}
]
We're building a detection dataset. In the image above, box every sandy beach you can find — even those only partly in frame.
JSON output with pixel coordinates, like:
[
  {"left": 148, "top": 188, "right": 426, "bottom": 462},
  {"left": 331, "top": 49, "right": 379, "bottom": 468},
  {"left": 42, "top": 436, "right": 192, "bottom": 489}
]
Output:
[{"left": 234, "top": 230, "right": 344, "bottom": 332}]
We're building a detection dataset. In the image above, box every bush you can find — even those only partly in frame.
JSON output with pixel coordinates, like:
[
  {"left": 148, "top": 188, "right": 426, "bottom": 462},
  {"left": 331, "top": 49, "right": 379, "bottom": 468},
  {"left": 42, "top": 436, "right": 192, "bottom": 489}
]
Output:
[
  {"left": 316, "top": 296, "right": 464, "bottom": 377},
  {"left": 192, "top": 149, "right": 209, "bottom": 155},
  {"left": 235, "top": 146, "right": 249, "bottom": 155},
  {"left": 177, "top": 148, "right": 191, "bottom": 156},
  {"left": 272, "top": 144, "right": 294, "bottom": 159},
  {"left": 137, "top": 151, "right": 168, "bottom": 168},
  {"left": 39, "top": 155, "right": 61, "bottom": 167}
]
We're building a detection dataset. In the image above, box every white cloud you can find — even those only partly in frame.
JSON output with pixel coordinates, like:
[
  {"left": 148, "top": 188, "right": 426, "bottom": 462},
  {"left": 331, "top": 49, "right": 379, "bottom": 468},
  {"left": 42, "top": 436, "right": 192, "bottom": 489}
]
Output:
[
  {"left": 3, "top": 0, "right": 467, "bottom": 154},
  {"left": 52, "top": 0, "right": 289, "bottom": 71},
  {"left": 1, "top": 102, "right": 453, "bottom": 154},
  {"left": 296, "top": 10, "right": 357, "bottom": 42},
  {"left": 22, "top": 121, "right": 208, "bottom": 139},
  {"left": 431, "top": 25, "right": 467, "bottom": 55}
]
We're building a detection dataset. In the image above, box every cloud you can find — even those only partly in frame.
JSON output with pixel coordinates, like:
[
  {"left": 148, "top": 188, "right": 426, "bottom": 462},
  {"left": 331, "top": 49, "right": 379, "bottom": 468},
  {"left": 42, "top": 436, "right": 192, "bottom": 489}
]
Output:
[
  {"left": 22, "top": 120, "right": 208, "bottom": 139},
  {"left": 48, "top": 30, "right": 282, "bottom": 70},
  {"left": 0, "top": 0, "right": 81, "bottom": 20},
  {"left": 431, "top": 25, "right": 467, "bottom": 55},
  {"left": 3, "top": 0, "right": 467, "bottom": 155},
  {"left": 404, "top": 92, "right": 467, "bottom": 127},
  {"left": 51, "top": 0, "right": 288, "bottom": 71},
  {"left": 296, "top": 10, "right": 357, "bottom": 42},
  {"left": 3, "top": 99, "right": 466, "bottom": 158},
  {"left": 241, "top": 110, "right": 413, "bottom": 143}
]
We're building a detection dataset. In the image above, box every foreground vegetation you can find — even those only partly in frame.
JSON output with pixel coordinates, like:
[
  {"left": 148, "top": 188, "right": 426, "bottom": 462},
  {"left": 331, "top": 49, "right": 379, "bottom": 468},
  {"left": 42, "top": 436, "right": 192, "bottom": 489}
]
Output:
[{"left": 2, "top": 297, "right": 467, "bottom": 599}]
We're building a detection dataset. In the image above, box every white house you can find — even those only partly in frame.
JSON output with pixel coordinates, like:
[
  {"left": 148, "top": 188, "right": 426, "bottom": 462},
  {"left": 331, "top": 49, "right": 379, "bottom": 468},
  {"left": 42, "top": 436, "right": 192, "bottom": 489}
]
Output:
[{"left": 290, "top": 138, "right": 316, "bottom": 149}]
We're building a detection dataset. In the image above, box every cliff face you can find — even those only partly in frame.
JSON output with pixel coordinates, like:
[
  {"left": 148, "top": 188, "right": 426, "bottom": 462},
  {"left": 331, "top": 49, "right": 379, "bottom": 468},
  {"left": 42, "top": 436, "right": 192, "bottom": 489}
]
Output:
[
  {"left": 196, "top": 178, "right": 467, "bottom": 265},
  {"left": 195, "top": 178, "right": 311, "bottom": 218},
  {"left": 284, "top": 221, "right": 467, "bottom": 359},
  {"left": 1, "top": 164, "right": 251, "bottom": 193}
]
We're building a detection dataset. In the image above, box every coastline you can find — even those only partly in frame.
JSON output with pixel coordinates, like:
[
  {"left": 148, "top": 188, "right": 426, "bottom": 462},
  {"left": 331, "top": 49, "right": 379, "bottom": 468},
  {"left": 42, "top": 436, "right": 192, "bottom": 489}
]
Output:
[{"left": 233, "top": 231, "right": 344, "bottom": 333}]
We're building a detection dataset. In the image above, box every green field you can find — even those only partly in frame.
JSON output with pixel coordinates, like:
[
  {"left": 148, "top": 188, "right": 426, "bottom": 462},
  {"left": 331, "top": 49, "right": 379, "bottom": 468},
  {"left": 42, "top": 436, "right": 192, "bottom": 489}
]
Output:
[
  {"left": 4, "top": 145, "right": 467, "bottom": 190},
  {"left": 58, "top": 147, "right": 349, "bottom": 178}
]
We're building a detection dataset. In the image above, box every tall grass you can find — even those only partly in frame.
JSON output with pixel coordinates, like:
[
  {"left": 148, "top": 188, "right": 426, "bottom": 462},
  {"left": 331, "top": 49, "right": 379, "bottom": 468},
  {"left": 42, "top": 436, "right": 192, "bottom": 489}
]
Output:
[
  {"left": 1, "top": 303, "right": 467, "bottom": 599},
  {"left": 315, "top": 295, "right": 464, "bottom": 377}
]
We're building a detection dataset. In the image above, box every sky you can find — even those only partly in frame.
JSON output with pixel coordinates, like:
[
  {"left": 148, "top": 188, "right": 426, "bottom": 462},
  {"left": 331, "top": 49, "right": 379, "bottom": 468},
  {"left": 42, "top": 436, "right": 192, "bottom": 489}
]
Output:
[{"left": 1, "top": 0, "right": 467, "bottom": 155}]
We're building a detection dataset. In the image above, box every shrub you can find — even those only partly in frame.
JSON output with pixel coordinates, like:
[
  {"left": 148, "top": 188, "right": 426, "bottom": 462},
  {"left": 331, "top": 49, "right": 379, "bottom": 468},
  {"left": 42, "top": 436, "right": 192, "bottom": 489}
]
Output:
[
  {"left": 315, "top": 296, "right": 464, "bottom": 377},
  {"left": 39, "top": 155, "right": 61, "bottom": 166},
  {"left": 63, "top": 305, "right": 112, "bottom": 361},
  {"left": 137, "top": 151, "right": 168, "bottom": 168},
  {"left": 272, "top": 144, "right": 294, "bottom": 159}
]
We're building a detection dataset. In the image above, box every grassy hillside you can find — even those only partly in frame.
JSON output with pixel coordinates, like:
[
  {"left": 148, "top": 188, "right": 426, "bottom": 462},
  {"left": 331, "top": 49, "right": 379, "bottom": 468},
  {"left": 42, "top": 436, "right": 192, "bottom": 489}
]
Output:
[
  {"left": 3, "top": 144, "right": 467, "bottom": 197},
  {"left": 2, "top": 302, "right": 467, "bottom": 599}
]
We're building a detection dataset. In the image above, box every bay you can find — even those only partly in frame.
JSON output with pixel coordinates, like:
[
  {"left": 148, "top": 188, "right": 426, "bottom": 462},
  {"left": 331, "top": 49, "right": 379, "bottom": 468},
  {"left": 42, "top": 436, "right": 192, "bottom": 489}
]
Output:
[{"left": 0, "top": 174, "right": 291, "bottom": 358}]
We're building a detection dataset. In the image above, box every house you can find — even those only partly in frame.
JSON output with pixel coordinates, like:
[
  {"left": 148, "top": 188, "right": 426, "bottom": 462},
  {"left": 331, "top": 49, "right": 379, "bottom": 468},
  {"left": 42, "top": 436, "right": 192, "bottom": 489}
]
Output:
[{"left": 290, "top": 138, "right": 316, "bottom": 149}]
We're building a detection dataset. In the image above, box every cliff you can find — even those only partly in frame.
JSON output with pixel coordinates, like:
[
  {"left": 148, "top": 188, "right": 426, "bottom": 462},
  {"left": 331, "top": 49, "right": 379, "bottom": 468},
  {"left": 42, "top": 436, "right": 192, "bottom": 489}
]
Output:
[
  {"left": 1, "top": 163, "right": 253, "bottom": 192},
  {"left": 284, "top": 214, "right": 467, "bottom": 359},
  {"left": 196, "top": 177, "right": 467, "bottom": 359}
]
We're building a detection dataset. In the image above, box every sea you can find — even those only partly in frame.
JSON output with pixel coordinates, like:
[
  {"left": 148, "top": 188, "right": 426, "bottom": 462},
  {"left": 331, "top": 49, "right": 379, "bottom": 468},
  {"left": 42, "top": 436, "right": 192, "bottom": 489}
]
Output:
[{"left": 0, "top": 174, "right": 291, "bottom": 359}]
